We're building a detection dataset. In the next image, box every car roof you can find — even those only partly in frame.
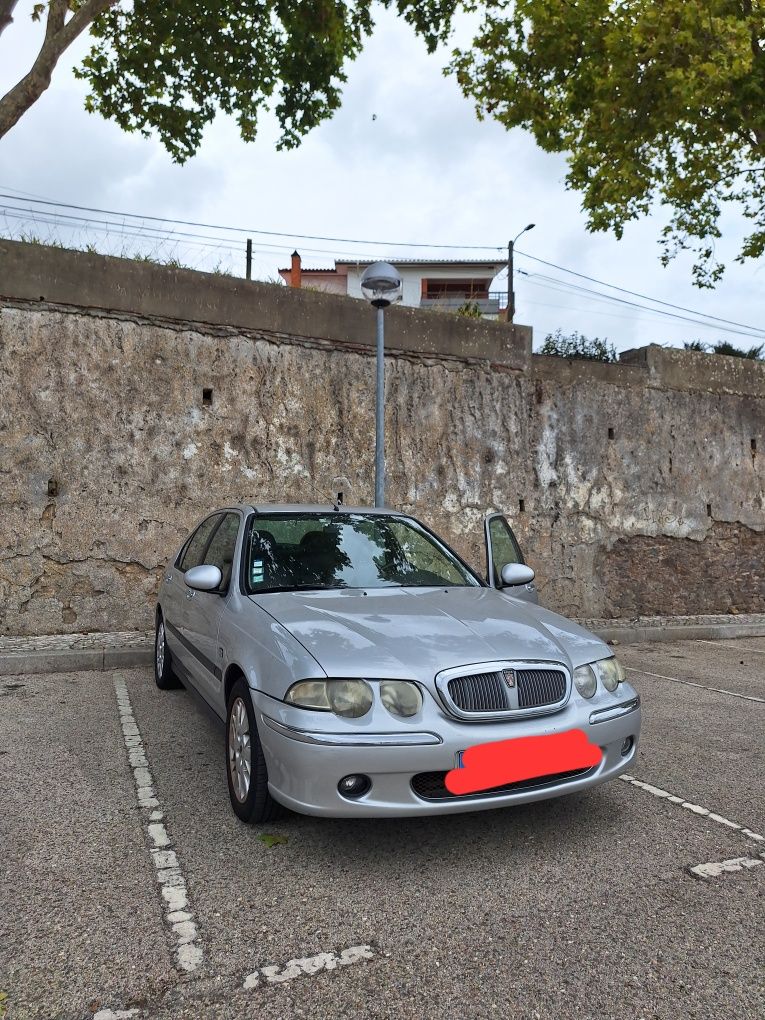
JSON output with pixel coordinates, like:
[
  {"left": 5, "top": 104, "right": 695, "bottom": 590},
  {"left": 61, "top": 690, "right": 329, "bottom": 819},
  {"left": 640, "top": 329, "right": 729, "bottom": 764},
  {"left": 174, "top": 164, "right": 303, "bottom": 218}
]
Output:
[{"left": 228, "top": 503, "right": 407, "bottom": 516}]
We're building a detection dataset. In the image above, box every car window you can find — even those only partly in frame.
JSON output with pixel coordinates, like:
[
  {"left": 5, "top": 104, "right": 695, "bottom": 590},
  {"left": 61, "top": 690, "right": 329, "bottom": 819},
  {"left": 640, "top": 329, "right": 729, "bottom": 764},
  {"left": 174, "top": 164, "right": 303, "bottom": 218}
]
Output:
[
  {"left": 178, "top": 514, "right": 223, "bottom": 573},
  {"left": 244, "top": 512, "right": 480, "bottom": 592},
  {"left": 488, "top": 516, "right": 525, "bottom": 586},
  {"left": 203, "top": 513, "right": 240, "bottom": 590}
]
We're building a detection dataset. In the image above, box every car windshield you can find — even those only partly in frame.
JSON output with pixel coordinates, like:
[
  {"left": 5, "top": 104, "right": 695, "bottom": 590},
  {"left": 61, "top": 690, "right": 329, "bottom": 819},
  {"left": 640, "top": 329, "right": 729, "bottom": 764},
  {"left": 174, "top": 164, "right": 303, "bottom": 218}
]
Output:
[{"left": 244, "top": 512, "right": 480, "bottom": 593}]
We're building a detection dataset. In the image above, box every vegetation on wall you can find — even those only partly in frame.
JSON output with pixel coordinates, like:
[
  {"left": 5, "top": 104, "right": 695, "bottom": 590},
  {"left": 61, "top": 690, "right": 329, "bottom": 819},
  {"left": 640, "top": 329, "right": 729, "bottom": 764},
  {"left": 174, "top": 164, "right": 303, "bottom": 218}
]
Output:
[
  {"left": 713, "top": 340, "right": 764, "bottom": 360},
  {"left": 538, "top": 330, "right": 617, "bottom": 362},
  {"left": 684, "top": 340, "right": 764, "bottom": 360}
]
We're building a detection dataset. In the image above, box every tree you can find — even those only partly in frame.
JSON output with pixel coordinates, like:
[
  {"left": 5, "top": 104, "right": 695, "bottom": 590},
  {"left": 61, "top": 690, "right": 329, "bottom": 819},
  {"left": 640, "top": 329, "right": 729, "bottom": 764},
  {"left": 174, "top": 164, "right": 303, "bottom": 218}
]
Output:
[
  {"left": 683, "top": 339, "right": 764, "bottom": 358},
  {"left": 450, "top": 1, "right": 765, "bottom": 287},
  {"left": 0, "top": 1, "right": 458, "bottom": 161},
  {"left": 538, "top": 329, "right": 616, "bottom": 362},
  {"left": 712, "top": 340, "right": 764, "bottom": 359}
]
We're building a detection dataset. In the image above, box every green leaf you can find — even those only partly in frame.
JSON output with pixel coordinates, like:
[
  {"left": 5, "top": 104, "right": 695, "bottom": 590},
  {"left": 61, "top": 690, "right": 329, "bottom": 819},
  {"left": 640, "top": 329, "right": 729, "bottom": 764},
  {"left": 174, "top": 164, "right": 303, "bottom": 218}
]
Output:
[
  {"left": 449, "top": 0, "right": 765, "bottom": 287},
  {"left": 75, "top": 1, "right": 460, "bottom": 163},
  {"left": 258, "top": 833, "right": 288, "bottom": 849}
]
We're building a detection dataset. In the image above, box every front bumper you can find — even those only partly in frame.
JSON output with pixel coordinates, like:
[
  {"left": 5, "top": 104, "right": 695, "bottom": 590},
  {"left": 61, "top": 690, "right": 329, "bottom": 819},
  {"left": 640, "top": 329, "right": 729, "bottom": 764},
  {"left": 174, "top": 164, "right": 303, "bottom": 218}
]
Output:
[{"left": 252, "top": 685, "right": 641, "bottom": 817}]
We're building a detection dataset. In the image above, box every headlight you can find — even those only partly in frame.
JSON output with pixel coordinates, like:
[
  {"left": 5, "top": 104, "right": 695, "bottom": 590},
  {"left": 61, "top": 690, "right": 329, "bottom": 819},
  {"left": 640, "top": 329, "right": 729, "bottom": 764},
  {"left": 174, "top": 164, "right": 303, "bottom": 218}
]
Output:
[
  {"left": 328, "top": 679, "right": 373, "bottom": 718},
  {"left": 285, "top": 679, "right": 374, "bottom": 718},
  {"left": 596, "top": 657, "right": 625, "bottom": 692},
  {"left": 380, "top": 680, "right": 422, "bottom": 718},
  {"left": 573, "top": 664, "right": 597, "bottom": 699},
  {"left": 285, "top": 680, "right": 331, "bottom": 710}
]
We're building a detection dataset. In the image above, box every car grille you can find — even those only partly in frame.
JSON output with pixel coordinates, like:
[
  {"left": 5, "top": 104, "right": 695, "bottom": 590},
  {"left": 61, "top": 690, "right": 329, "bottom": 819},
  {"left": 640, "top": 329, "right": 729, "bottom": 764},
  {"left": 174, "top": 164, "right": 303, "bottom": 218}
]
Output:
[
  {"left": 411, "top": 767, "right": 594, "bottom": 801},
  {"left": 516, "top": 668, "right": 567, "bottom": 709},
  {"left": 447, "top": 671, "right": 506, "bottom": 712},
  {"left": 446, "top": 667, "right": 567, "bottom": 714}
]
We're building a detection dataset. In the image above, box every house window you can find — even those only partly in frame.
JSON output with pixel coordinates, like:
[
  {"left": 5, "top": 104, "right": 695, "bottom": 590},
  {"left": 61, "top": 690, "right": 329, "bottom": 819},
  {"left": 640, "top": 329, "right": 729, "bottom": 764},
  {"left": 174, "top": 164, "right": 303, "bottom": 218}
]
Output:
[{"left": 422, "top": 278, "right": 491, "bottom": 301}]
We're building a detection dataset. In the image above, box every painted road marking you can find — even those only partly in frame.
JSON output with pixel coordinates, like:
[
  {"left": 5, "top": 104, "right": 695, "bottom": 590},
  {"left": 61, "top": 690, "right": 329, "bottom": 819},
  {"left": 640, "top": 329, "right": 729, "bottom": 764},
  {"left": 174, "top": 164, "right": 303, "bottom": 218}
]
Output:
[
  {"left": 243, "top": 944, "right": 375, "bottom": 990},
  {"left": 699, "top": 640, "right": 765, "bottom": 657},
  {"left": 690, "top": 856, "right": 765, "bottom": 880},
  {"left": 94, "top": 1011, "right": 141, "bottom": 1020},
  {"left": 619, "top": 775, "right": 765, "bottom": 843},
  {"left": 114, "top": 677, "right": 203, "bottom": 973},
  {"left": 625, "top": 666, "right": 765, "bottom": 704}
]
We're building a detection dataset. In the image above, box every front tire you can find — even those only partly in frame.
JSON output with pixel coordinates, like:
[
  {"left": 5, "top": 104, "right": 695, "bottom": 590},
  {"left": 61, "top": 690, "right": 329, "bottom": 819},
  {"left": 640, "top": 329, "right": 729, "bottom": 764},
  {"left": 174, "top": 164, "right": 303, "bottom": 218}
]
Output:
[
  {"left": 154, "top": 614, "right": 180, "bottom": 689},
  {"left": 226, "top": 677, "right": 281, "bottom": 823}
]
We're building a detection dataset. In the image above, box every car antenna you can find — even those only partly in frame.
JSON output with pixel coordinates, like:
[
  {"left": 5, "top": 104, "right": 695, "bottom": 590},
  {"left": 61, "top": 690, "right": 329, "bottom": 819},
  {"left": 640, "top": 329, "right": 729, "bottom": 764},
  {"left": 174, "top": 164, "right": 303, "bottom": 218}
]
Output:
[{"left": 332, "top": 491, "right": 343, "bottom": 512}]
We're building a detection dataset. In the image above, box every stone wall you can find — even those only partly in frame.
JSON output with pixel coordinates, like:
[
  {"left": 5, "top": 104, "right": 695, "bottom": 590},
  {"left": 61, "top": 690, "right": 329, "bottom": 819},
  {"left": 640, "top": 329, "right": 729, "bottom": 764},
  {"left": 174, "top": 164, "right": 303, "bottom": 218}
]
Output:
[{"left": 0, "top": 242, "right": 763, "bottom": 635}]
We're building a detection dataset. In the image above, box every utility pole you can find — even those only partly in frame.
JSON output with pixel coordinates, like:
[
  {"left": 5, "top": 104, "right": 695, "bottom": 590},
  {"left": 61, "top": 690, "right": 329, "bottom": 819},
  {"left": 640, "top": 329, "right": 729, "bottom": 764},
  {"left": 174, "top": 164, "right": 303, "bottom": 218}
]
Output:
[
  {"left": 245, "top": 238, "right": 252, "bottom": 280},
  {"left": 507, "top": 223, "right": 535, "bottom": 323}
]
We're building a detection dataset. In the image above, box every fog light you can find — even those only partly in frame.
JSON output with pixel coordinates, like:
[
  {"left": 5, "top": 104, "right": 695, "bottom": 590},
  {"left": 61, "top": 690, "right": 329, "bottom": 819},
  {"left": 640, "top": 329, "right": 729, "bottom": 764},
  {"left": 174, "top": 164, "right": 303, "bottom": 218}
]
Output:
[
  {"left": 621, "top": 736, "right": 634, "bottom": 756},
  {"left": 338, "top": 774, "right": 371, "bottom": 799}
]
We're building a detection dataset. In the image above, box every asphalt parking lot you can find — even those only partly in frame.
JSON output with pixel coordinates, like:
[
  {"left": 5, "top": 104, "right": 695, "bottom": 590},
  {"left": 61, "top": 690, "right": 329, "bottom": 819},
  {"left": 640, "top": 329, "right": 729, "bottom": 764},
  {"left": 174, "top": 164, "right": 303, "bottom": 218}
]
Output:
[{"left": 1, "top": 637, "right": 763, "bottom": 1020}]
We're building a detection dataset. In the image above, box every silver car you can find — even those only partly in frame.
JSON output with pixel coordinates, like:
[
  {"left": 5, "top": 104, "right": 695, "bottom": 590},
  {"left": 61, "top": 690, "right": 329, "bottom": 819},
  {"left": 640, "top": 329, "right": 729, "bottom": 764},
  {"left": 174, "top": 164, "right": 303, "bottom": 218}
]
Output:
[{"left": 154, "top": 505, "right": 641, "bottom": 821}]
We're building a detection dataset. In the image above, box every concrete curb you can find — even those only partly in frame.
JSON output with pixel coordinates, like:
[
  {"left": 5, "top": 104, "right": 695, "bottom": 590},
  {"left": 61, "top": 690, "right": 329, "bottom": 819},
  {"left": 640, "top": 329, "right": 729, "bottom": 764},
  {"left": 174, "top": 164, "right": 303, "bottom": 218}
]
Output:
[
  {"left": 0, "top": 646, "right": 153, "bottom": 676},
  {"left": 594, "top": 621, "right": 765, "bottom": 645},
  {"left": 1, "top": 618, "right": 764, "bottom": 676}
]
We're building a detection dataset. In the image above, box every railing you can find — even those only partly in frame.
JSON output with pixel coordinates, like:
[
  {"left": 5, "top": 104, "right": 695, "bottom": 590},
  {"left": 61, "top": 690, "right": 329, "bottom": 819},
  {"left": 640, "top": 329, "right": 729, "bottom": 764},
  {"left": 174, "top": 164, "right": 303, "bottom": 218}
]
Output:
[{"left": 419, "top": 296, "right": 502, "bottom": 316}]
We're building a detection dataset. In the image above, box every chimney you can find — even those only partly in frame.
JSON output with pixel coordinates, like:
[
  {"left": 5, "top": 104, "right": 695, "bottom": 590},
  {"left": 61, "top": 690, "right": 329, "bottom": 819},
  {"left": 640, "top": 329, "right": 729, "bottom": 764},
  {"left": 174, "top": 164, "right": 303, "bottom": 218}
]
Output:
[{"left": 290, "top": 250, "right": 302, "bottom": 288}]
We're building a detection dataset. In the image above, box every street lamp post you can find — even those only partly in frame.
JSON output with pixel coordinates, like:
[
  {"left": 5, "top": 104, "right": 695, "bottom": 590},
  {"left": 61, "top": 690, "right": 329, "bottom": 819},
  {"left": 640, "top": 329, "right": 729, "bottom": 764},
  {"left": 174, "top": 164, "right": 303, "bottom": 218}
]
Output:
[
  {"left": 360, "top": 262, "right": 403, "bottom": 507},
  {"left": 507, "top": 223, "right": 535, "bottom": 323}
]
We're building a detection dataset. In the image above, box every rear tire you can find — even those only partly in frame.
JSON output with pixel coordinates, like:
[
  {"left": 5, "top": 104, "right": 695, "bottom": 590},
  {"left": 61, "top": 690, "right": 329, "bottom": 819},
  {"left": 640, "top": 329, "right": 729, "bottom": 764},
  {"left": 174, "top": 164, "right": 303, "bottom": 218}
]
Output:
[
  {"left": 226, "top": 677, "right": 282, "bottom": 823},
  {"left": 154, "top": 614, "right": 180, "bottom": 689}
]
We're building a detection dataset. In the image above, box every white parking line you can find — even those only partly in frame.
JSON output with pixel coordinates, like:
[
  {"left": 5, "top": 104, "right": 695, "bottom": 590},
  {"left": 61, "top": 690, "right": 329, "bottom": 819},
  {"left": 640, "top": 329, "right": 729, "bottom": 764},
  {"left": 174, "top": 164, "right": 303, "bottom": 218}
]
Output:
[
  {"left": 619, "top": 775, "right": 765, "bottom": 843},
  {"left": 93, "top": 1010, "right": 142, "bottom": 1020},
  {"left": 699, "top": 639, "right": 765, "bottom": 656},
  {"left": 625, "top": 666, "right": 765, "bottom": 704},
  {"left": 690, "top": 856, "right": 765, "bottom": 880},
  {"left": 114, "top": 677, "right": 203, "bottom": 973},
  {"left": 243, "top": 944, "right": 375, "bottom": 990},
  {"left": 620, "top": 775, "right": 765, "bottom": 881}
]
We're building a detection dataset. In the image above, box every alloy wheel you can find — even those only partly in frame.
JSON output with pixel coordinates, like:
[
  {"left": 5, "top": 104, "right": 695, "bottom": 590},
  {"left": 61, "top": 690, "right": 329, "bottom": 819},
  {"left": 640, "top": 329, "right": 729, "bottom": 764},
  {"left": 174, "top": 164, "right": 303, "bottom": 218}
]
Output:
[
  {"left": 156, "top": 621, "right": 165, "bottom": 676},
  {"left": 228, "top": 696, "right": 252, "bottom": 802}
]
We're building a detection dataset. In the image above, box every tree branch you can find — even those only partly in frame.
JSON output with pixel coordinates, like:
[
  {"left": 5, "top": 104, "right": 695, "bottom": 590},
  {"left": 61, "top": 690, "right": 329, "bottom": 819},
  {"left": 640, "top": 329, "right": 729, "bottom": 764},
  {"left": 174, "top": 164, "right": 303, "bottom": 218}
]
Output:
[
  {"left": 0, "top": 0, "right": 21, "bottom": 39},
  {"left": 0, "top": 0, "right": 117, "bottom": 140}
]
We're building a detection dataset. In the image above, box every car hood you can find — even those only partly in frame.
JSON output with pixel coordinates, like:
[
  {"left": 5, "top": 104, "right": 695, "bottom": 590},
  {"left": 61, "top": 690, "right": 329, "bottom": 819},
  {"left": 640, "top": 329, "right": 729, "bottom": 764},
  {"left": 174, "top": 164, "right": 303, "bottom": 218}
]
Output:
[{"left": 249, "top": 587, "right": 609, "bottom": 683}]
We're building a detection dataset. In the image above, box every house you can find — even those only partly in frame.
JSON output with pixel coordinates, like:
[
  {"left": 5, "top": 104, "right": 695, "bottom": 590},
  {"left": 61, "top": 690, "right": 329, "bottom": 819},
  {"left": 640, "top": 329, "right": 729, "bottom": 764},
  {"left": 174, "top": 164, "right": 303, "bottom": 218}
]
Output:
[{"left": 279, "top": 252, "right": 509, "bottom": 318}]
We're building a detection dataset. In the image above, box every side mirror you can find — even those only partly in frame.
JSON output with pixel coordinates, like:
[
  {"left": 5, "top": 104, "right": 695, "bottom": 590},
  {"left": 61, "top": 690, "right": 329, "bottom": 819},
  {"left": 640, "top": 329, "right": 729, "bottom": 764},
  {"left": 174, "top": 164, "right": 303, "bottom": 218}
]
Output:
[
  {"left": 185, "top": 564, "right": 223, "bottom": 592},
  {"left": 500, "top": 562, "right": 535, "bottom": 587}
]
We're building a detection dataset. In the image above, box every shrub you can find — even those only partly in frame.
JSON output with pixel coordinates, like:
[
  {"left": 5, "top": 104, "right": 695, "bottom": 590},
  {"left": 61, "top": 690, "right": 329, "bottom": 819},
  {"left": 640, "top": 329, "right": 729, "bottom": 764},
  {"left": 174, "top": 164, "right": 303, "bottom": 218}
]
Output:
[
  {"left": 456, "top": 300, "right": 483, "bottom": 318},
  {"left": 711, "top": 340, "right": 764, "bottom": 360},
  {"left": 539, "top": 329, "right": 617, "bottom": 362}
]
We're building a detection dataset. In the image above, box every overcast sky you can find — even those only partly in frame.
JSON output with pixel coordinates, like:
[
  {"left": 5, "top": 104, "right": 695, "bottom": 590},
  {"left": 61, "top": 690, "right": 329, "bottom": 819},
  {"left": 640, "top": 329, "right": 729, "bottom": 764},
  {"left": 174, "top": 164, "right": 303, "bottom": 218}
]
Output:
[{"left": 1, "top": 2, "right": 763, "bottom": 353}]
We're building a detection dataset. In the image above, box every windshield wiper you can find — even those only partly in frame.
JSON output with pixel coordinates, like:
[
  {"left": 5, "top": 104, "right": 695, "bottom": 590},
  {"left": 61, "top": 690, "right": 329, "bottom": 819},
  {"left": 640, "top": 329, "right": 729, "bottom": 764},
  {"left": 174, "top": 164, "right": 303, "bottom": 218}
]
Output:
[{"left": 251, "top": 584, "right": 348, "bottom": 594}]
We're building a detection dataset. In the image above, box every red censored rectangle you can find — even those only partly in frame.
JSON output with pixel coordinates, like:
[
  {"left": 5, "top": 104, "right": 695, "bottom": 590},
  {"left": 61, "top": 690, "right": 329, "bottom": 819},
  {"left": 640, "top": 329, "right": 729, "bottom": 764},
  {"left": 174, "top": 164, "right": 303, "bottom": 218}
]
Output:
[{"left": 445, "top": 729, "right": 603, "bottom": 795}]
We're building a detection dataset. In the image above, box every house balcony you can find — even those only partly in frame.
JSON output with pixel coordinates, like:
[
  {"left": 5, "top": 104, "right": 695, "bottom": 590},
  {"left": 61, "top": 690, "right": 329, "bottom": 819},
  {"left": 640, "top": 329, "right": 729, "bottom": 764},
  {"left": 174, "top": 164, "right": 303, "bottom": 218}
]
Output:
[{"left": 419, "top": 295, "right": 502, "bottom": 317}]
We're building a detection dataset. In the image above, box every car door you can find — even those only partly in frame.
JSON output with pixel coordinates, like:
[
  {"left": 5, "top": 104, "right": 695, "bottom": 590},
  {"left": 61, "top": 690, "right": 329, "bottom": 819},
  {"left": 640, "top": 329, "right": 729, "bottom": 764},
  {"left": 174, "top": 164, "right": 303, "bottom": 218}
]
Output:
[
  {"left": 165, "top": 513, "right": 224, "bottom": 681},
  {"left": 181, "top": 511, "right": 242, "bottom": 707},
  {"left": 484, "top": 512, "right": 539, "bottom": 604}
]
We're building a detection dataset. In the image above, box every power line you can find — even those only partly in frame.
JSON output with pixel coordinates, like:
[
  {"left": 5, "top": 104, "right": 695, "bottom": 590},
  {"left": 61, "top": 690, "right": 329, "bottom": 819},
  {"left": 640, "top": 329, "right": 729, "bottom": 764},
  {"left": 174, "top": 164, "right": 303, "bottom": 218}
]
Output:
[
  {"left": 519, "top": 271, "right": 765, "bottom": 339},
  {"left": 521, "top": 278, "right": 765, "bottom": 337},
  {"left": 515, "top": 248, "right": 764, "bottom": 335},
  {"left": 2, "top": 185, "right": 762, "bottom": 338},
  {"left": 0, "top": 190, "right": 504, "bottom": 252},
  {"left": 0, "top": 205, "right": 368, "bottom": 263},
  {"left": 0, "top": 198, "right": 432, "bottom": 263}
]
